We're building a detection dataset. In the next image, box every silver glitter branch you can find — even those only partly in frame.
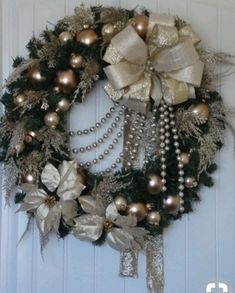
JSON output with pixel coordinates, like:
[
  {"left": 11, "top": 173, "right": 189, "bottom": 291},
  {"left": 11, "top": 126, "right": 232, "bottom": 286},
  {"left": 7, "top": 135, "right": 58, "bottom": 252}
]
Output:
[{"left": 3, "top": 158, "right": 18, "bottom": 202}]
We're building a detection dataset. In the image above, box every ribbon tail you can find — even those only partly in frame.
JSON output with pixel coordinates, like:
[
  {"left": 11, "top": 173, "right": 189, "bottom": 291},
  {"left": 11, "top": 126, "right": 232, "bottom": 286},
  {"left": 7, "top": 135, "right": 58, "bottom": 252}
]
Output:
[
  {"left": 119, "top": 250, "right": 139, "bottom": 278},
  {"left": 150, "top": 75, "right": 163, "bottom": 106},
  {"left": 145, "top": 234, "right": 164, "bottom": 293}
]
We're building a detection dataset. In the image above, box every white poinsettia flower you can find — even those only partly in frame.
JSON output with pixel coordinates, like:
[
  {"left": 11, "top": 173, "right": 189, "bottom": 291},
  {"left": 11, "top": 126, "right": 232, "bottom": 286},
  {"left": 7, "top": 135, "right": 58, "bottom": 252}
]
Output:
[
  {"left": 18, "top": 161, "right": 85, "bottom": 235},
  {"left": 73, "top": 196, "right": 148, "bottom": 251}
]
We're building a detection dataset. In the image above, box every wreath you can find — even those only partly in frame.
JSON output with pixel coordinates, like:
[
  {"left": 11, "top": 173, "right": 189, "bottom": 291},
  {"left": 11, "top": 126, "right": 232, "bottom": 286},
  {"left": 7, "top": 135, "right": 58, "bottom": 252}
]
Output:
[{"left": 0, "top": 5, "right": 233, "bottom": 293}]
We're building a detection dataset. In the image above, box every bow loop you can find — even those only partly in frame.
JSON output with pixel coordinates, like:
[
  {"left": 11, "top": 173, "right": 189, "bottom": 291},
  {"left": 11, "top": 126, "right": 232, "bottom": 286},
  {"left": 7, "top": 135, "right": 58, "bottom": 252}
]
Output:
[{"left": 103, "top": 14, "right": 204, "bottom": 113}]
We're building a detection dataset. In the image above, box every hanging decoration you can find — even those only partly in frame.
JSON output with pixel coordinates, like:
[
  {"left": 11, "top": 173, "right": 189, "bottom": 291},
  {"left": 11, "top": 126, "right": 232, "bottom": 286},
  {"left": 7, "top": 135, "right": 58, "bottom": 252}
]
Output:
[{"left": 0, "top": 5, "right": 234, "bottom": 293}]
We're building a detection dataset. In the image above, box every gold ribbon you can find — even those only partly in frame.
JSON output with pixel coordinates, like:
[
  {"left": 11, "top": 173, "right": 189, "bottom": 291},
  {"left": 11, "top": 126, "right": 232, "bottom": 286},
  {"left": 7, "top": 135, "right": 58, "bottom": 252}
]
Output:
[{"left": 103, "top": 13, "right": 204, "bottom": 113}]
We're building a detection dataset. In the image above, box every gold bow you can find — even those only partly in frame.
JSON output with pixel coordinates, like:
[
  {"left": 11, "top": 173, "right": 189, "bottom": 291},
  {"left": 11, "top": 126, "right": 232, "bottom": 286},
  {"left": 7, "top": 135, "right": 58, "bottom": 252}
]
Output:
[{"left": 103, "top": 14, "right": 204, "bottom": 113}]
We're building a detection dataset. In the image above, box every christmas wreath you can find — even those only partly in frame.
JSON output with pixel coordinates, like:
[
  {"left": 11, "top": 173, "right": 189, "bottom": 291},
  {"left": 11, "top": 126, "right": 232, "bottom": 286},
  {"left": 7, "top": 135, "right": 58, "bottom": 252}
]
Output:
[{"left": 0, "top": 5, "right": 233, "bottom": 293}]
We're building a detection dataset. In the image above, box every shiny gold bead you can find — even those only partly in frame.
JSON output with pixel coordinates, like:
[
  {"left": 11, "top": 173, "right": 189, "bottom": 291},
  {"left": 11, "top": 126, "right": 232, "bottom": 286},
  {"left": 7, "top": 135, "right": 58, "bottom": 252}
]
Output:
[
  {"left": 44, "top": 112, "right": 60, "bottom": 129},
  {"left": 69, "top": 53, "right": 85, "bottom": 69},
  {"left": 147, "top": 211, "right": 161, "bottom": 226},
  {"left": 128, "top": 202, "right": 148, "bottom": 222},
  {"left": 114, "top": 196, "right": 128, "bottom": 212},
  {"left": 76, "top": 29, "right": 98, "bottom": 45},
  {"left": 59, "top": 31, "right": 73, "bottom": 44}
]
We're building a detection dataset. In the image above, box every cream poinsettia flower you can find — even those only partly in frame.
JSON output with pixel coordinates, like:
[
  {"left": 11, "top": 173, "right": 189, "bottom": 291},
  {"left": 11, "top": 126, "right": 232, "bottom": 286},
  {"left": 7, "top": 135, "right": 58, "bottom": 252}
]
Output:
[
  {"left": 18, "top": 161, "right": 85, "bottom": 235},
  {"left": 73, "top": 196, "right": 148, "bottom": 251}
]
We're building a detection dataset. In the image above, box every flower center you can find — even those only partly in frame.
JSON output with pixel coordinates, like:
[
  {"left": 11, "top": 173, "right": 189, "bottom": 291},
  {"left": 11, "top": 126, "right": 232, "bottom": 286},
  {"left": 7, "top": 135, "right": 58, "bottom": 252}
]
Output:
[
  {"left": 44, "top": 196, "right": 57, "bottom": 208},
  {"left": 103, "top": 219, "right": 113, "bottom": 232},
  {"left": 145, "top": 60, "right": 155, "bottom": 73}
]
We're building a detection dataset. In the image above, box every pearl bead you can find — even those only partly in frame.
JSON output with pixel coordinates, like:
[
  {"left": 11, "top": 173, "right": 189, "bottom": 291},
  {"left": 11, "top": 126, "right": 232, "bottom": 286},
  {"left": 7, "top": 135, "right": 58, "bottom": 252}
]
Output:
[
  {"left": 103, "top": 133, "right": 108, "bottom": 139},
  {"left": 69, "top": 131, "right": 75, "bottom": 137},
  {"left": 99, "top": 155, "right": 104, "bottom": 160},
  {"left": 116, "top": 158, "right": 121, "bottom": 163},
  {"left": 110, "top": 107, "right": 115, "bottom": 113},
  {"left": 112, "top": 122, "right": 117, "bottom": 128},
  {"left": 77, "top": 130, "right": 82, "bottom": 135},
  {"left": 179, "top": 184, "right": 184, "bottom": 190},
  {"left": 93, "top": 159, "right": 98, "bottom": 164},
  {"left": 73, "top": 148, "right": 78, "bottom": 154},
  {"left": 106, "top": 113, "right": 111, "bottom": 118},
  {"left": 104, "top": 149, "right": 109, "bottom": 155},
  {"left": 107, "top": 128, "right": 113, "bottom": 133},
  {"left": 83, "top": 129, "right": 89, "bottom": 135},
  {"left": 89, "top": 127, "right": 95, "bottom": 132},
  {"left": 86, "top": 146, "right": 92, "bottom": 151},
  {"left": 86, "top": 162, "right": 91, "bottom": 167},
  {"left": 111, "top": 164, "right": 117, "bottom": 169},
  {"left": 98, "top": 138, "right": 103, "bottom": 143},
  {"left": 92, "top": 143, "right": 98, "bottom": 148},
  {"left": 113, "top": 138, "right": 118, "bottom": 144},
  {"left": 117, "top": 132, "right": 122, "bottom": 137},
  {"left": 162, "top": 186, "right": 167, "bottom": 192},
  {"left": 179, "top": 192, "right": 184, "bottom": 197},
  {"left": 109, "top": 144, "right": 114, "bottom": 150},
  {"left": 106, "top": 168, "right": 111, "bottom": 173},
  {"left": 96, "top": 122, "right": 101, "bottom": 128},
  {"left": 101, "top": 118, "right": 106, "bottom": 123},
  {"left": 79, "top": 147, "right": 85, "bottom": 152}
]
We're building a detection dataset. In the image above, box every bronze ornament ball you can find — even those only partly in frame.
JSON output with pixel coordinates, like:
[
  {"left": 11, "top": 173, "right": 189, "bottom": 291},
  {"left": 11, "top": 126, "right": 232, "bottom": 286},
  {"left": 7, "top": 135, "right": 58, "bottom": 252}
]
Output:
[
  {"left": 179, "top": 152, "right": 191, "bottom": 166},
  {"left": 114, "top": 196, "right": 128, "bottom": 212},
  {"left": 185, "top": 176, "right": 198, "bottom": 188},
  {"left": 147, "top": 211, "right": 161, "bottom": 226},
  {"left": 163, "top": 195, "right": 182, "bottom": 215},
  {"left": 76, "top": 29, "right": 98, "bottom": 45},
  {"left": 129, "top": 15, "right": 149, "bottom": 38},
  {"left": 56, "top": 98, "right": 71, "bottom": 112},
  {"left": 69, "top": 53, "right": 85, "bottom": 69},
  {"left": 128, "top": 202, "right": 148, "bottom": 222},
  {"left": 44, "top": 112, "right": 60, "bottom": 129},
  {"left": 13, "top": 94, "right": 27, "bottom": 106},
  {"left": 192, "top": 102, "right": 210, "bottom": 123},
  {"left": 101, "top": 23, "right": 116, "bottom": 39},
  {"left": 59, "top": 31, "right": 73, "bottom": 44},
  {"left": 27, "top": 66, "right": 46, "bottom": 83},
  {"left": 147, "top": 174, "right": 163, "bottom": 195},
  {"left": 54, "top": 69, "right": 77, "bottom": 94}
]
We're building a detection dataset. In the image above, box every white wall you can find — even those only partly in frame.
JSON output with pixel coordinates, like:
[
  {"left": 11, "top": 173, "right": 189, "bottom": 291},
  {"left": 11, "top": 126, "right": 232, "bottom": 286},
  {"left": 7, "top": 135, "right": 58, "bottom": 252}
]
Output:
[{"left": 1, "top": 0, "right": 235, "bottom": 293}]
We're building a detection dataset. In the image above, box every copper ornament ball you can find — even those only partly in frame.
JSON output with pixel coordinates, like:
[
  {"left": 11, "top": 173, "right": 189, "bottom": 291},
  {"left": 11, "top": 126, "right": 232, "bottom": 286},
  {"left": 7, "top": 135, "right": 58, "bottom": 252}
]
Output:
[
  {"left": 44, "top": 112, "right": 60, "bottom": 129},
  {"left": 27, "top": 66, "right": 46, "bottom": 83},
  {"left": 129, "top": 15, "right": 149, "bottom": 38},
  {"left": 69, "top": 53, "right": 85, "bottom": 69},
  {"left": 163, "top": 195, "right": 182, "bottom": 215},
  {"left": 22, "top": 173, "right": 36, "bottom": 184},
  {"left": 14, "top": 94, "right": 27, "bottom": 106},
  {"left": 59, "top": 31, "right": 73, "bottom": 44},
  {"left": 147, "top": 174, "right": 163, "bottom": 195},
  {"left": 54, "top": 69, "right": 77, "bottom": 94},
  {"left": 101, "top": 24, "right": 116, "bottom": 39},
  {"left": 192, "top": 103, "right": 210, "bottom": 123},
  {"left": 76, "top": 29, "right": 98, "bottom": 45},
  {"left": 179, "top": 152, "right": 191, "bottom": 166},
  {"left": 114, "top": 196, "right": 128, "bottom": 212},
  {"left": 56, "top": 98, "right": 71, "bottom": 112},
  {"left": 185, "top": 176, "right": 198, "bottom": 188},
  {"left": 128, "top": 202, "right": 148, "bottom": 222},
  {"left": 147, "top": 211, "right": 161, "bottom": 226}
]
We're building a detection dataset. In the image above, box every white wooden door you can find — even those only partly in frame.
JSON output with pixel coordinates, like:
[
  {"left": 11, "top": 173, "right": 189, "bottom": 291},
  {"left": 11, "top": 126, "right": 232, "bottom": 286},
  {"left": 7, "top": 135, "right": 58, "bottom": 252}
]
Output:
[{"left": 1, "top": 1, "right": 235, "bottom": 293}]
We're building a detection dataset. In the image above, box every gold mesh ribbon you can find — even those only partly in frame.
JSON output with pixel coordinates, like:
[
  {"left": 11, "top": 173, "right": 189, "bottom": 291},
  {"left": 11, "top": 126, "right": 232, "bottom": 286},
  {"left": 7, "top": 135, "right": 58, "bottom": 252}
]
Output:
[
  {"left": 103, "top": 14, "right": 204, "bottom": 113},
  {"left": 144, "top": 235, "right": 164, "bottom": 293},
  {"left": 119, "top": 250, "right": 139, "bottom": 278}
]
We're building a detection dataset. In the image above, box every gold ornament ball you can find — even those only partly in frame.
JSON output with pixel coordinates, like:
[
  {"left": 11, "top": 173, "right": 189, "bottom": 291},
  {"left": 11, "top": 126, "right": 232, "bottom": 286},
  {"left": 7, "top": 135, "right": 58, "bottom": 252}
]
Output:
[
  {"left": 129, "top": 15, "right": 149, "bottom": 39},
  {"left": 185, "top": 176, "right": 198, "bottom": 188},
  {"left": 28, "top": 131, "right": 36, "bottom": 138},
  {"left": 76, "top": 29, "right": 98, "bottom": 45},
  {"left": 14, "top": 94, "right": 27, "bottom": 106},
  {"left": 147, "top": 211, "right": 161, "bottom": 226},
  {"left": 128, "top": 202, "right": 148, "bottom": 222},
  {"left": 44, "top": 112, "right": 60, "bottom": 129},
  {"left": 101, "top": 24, "right": 116, "bottom": 39},
  {"left": 114, "top": 196, "right": 128, "bottom": 212},
  {"left": 56, "top": 98, "right": 71, "bottom": 112},
  {"left": 179, "top": 152, "right": 191, "bottom": 166},
  {"left": 59, "top": 31, "right": 73, "bottom": 44},
  {"left": 192, "top": 103, "right": 210, "bottom": 123},
  {"left": 163, "top": 195, "right": 181, "bottom": 215},
  {"left": 147, "top": 174, "right": 163, "bottom": 195},
  {"left": 27, "top": 66, "right": 46, "bottom": 83},
  {"left": 54, "top": 69, "right": 77, "bottom": 93},
  {"left": 14, "top": 142, "right": 25, "bottom": 156},
  {"left": 69, "top": 53, "right": 85, "bottom": 69}
]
